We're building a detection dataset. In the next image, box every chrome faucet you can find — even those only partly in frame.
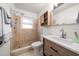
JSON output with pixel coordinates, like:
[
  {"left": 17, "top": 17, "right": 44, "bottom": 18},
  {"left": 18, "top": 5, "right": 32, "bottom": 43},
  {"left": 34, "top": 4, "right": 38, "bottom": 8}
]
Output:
[{"left": 60, "top": 28, "right": 66, "bottom": 39}]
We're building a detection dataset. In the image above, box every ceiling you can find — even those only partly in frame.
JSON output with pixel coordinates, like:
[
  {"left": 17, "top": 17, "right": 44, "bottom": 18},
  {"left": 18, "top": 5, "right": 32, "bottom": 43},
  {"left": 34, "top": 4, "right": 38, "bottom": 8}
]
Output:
[{"left": 14, "top": 3, "right": 49, "bottom": 14}]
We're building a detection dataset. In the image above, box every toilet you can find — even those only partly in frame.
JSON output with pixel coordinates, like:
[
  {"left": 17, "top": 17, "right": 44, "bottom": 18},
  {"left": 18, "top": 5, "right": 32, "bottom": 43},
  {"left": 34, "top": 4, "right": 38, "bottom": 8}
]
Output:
[{"left": 31, "top": 41, "right": 43, "bottom": 56}]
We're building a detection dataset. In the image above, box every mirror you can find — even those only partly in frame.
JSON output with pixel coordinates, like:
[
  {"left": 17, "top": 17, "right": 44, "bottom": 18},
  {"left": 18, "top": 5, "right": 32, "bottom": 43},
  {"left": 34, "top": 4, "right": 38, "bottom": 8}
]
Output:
[{"left": 53, "top": 3, "right": 79, "bottom": 25}]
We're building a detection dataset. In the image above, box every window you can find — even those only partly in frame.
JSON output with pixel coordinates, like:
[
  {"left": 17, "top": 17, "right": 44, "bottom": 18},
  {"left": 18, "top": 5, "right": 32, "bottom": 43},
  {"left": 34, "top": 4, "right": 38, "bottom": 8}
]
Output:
[{"left": 21, "top": 17, "right": 33, "bottom": 29}]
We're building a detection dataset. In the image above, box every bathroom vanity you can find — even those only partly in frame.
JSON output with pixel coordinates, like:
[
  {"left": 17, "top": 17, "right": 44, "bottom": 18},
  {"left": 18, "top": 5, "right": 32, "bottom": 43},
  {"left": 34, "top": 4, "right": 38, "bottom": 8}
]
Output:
[{"left": 43, "top": 35, "right": 79, "bottom": 56}]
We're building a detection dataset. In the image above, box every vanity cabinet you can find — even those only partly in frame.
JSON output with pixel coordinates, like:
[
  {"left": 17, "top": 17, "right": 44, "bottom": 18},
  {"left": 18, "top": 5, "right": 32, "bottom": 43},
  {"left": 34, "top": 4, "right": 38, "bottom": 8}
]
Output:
[{"left": 43, "top": 38, "right": 79, "bottom": 56}]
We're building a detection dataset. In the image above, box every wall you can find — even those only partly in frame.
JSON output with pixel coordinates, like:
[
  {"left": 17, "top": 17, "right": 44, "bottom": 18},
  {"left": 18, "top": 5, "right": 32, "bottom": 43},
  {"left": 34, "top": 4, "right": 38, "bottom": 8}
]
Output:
[
  {"left": 19, "top": 19, "right": 40, "bottom": 48},
  {"left": 0, "top": 3, "right": 15, "bottom": 56},
  {"left": 0, "top": 41, "right": 10, "bottom": 56},
  {"left": 42, "top": 24, "right": 79, "bottom": 39}
]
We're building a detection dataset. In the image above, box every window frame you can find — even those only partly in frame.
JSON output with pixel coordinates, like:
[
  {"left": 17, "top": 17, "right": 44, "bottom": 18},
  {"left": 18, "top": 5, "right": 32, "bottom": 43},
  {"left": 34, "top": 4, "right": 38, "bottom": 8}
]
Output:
[{"left": 21, "top": 17, "right": 33, "bottom": 29}]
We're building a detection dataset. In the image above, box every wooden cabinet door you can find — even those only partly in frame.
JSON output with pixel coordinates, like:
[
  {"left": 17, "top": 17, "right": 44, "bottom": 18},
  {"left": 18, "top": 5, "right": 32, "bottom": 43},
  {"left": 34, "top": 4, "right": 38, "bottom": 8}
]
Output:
[
  {"left": 43, "top": 38, "right": 59, "bottom": 56},
  {"left": 43, "top": 38, "right": 79, "bottom": 56}
]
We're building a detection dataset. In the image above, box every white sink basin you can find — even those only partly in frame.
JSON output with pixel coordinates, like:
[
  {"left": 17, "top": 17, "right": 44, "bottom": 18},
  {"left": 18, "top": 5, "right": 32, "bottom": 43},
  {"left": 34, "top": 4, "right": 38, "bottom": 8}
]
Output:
[
  {"left": 49, "top": 35, "right": 72, "bottom": 41},
  {"left": 48, "top": 35, "right": 79, "bottom": 46},
  {"left": 48, "top": 35, "right": 73, "bottom": 45}
]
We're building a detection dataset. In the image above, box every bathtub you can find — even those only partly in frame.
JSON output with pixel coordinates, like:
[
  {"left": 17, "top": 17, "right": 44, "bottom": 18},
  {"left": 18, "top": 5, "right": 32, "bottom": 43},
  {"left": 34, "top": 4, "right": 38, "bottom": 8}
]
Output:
[{"left": 10, "top": 45, "right": 33, "bottom": 56}]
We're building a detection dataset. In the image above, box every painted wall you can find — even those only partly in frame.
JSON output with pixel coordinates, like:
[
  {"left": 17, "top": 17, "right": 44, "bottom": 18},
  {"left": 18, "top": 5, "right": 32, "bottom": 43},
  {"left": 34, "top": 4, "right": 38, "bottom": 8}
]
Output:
[
  {"left": 0, "top": 41, "right": 10, "bottom": 56},
  {"left": 42, "top": 24, "right": 79, "bottom": 39},
  {"left": 0, "top": 3, "right": 15, "bottom": 56}
]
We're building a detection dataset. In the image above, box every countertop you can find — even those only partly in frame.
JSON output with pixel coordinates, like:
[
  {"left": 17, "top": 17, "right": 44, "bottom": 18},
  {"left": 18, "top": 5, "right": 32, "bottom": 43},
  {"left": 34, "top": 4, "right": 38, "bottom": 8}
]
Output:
[{"left": 42, "top": 35, "right": 79, "bottom": 54}]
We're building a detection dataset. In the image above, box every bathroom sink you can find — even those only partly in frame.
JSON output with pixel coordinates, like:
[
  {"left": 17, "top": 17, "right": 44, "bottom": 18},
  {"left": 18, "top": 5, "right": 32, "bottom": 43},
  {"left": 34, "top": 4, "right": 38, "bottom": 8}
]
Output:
[
  {"left": 47, "top": 35, "right": 79, "bottom": 46},
  {"left": 49, "top": 35, "right": 72, "bottom": 41},
  {"left": 48, "top": 36, "right": 72, "bottom": 45}
]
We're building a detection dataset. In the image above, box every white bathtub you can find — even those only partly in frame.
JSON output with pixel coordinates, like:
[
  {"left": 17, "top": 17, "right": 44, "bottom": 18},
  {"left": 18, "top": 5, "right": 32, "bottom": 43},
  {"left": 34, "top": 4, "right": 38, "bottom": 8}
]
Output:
[{"left": 10, "top": 45, "right": 32, "bottom": 56}]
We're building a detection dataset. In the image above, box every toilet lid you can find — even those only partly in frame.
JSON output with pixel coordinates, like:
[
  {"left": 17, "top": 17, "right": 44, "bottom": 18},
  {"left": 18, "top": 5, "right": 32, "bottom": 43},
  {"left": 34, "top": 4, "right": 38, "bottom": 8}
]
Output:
[{"left": 32, "top": 41, "right": 42, "bottom": 47}]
